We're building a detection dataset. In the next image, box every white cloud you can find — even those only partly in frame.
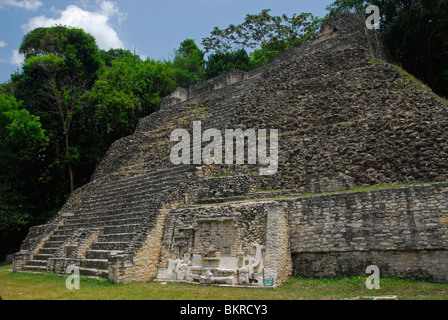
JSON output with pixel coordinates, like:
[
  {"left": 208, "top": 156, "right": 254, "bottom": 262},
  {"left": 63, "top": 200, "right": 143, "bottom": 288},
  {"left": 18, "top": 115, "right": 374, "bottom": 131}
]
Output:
[
  {"left": 0, "top": 0, "right": 42, "bottom": 11},
  {"left": 22, "top": 1, "right": 125, "bottom": 50},
  {"left": 0, "top": 41, "right": 7, "bottom": 48},
  {"left": 10, "top": 49, "right": 25, "bottom": 66}
]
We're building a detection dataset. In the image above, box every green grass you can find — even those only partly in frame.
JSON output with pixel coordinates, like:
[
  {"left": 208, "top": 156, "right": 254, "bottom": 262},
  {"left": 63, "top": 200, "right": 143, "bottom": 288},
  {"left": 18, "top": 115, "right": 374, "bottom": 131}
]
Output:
[
  {"left": 0, "top": 265, "right": 446, "bottom": 300},
  {"left": 299, "top": 181, "right": 447, "bottom": 198}
]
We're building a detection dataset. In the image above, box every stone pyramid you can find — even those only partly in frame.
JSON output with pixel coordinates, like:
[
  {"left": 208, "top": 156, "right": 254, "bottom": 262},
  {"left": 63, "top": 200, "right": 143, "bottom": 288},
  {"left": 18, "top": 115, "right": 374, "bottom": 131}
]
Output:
[{"left": 14, "top": 14, "right": 448, "bottom": 286}]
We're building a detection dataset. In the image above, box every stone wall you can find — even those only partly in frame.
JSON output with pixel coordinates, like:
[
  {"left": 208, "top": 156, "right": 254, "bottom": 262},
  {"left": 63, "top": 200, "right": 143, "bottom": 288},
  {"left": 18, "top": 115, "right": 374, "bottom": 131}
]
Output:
[
  {"left": 157, "top": 181, "right": 448, "bottom": 285},
  {"left": 159, "top": 69, "right": 249, "bottom": 111},
  {"left": 157, "top": 201, "right": 292, "bottom": 287},
  {"left": 287, "top": 183, "right": 448, "bottom": 283},
  {"left": 304, "top": 172, "right": 354, "bottom": 194},
  {"left": 292, "top": 250, "right": 448, "bottom": 283},
  {"left": 199, "top": 175, "right": 262, "bottom": 198}
]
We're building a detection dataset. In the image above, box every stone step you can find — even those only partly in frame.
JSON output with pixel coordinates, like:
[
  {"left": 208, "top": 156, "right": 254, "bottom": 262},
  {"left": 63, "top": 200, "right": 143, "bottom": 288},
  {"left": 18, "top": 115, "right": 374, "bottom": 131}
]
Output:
[
  {"left": 69, "top": 210, "right": 147, "bottom": 221},
  {"left": 27, "top": 260, "right": 48, "bottom": 267},
  {"left": 91, "top": 242, "right": 129, "bottom": 251},
  {"left": 81, "top": 189, "right": 165, "bottom": 202},
  {"left": 38, "top": 248, "right": 58, "bottom": 256},
  {"left": 86, "top": 250, "right": 124, "bottom": 260},
  {"left": 55, "top": 218, "right": 140, "bottom": 235},
  {"left": 80, "top": 195, "right": 159, "bottom": 210},
  {"left": 65, "top": 207, "right": 156, "bottom": 222},
  {"left": 90, "top": 170, "right": 190, "bottom": 192},
  {"left": 33, "top": 253, "right": 54, "bottom": 261},
  {"left": 99, "top": 233, "right": 134, "bottom": 243},
  {"left": 65, "top": 211, "right": 149, "bottom": 225},
  {"left": 80, "top": 192, "right": 163, "bottom": 205},
  {"left": 80, "top": 259, "right": 109, "bottom": 270},
  {"left": 84, "top": 182, "right": 171, "bottom": 201},
  {"left": 22, "top": 265, "right": 47, "bottom": 272},
  {"left": 57, "top": 219, "right": 140, "bottom": 232},
  {"left": 58, "top": 217, "right": 151, "bottom": 234},
  {"left": 76, "top": 201, "right": 159, "bottom": 214},
  {"left": 52, "top": 229, "right": 80, "bottom": 237},
  {"left": 65, "top": 216, "right": 143, "bottom": 228},
  {"left": 48, "top": 235, "right": 69, "bottom": 242},
  {"left": 79, "top": 267, "right": 109, "bottom": 278},
  {"left": 43, "top": 241, "right": 64, "bottom": 249},
  {"left": 103, "top": 224, "right": 141, "bottom": 235}
]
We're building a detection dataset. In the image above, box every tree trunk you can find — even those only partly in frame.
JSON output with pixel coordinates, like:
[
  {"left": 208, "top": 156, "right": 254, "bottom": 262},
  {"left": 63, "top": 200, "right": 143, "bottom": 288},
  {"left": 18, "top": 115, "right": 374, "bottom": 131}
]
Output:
[
  {"left": 68, "top": 163, "right": 74, "bottom": 194},
  {"left": 65, "top": 130, "right": 74, "bottom": 193}
]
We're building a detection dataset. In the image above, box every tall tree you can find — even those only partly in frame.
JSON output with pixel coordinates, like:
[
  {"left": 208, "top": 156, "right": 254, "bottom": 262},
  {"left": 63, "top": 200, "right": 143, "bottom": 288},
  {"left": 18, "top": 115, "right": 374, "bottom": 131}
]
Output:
[
  {"left": 13, "top": 26, "right": 103, "bottom": 193},
  {"left": 202, "top": 9, "right": 319, "bottom": 66},
  {"left": 87, "top": 55, "right": 178, "bottom": 147},
  {"left": 172, "top": 39, "right": 206, "bottom": 87},
  {"left": 0, "top": 93, "right": 49, "bottom": 260}
]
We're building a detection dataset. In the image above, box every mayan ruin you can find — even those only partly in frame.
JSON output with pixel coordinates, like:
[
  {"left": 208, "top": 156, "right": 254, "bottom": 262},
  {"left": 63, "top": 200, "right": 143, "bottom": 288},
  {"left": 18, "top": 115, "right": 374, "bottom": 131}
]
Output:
[{"left": 11, "top": 13, "right": 448, "bottom": 288}]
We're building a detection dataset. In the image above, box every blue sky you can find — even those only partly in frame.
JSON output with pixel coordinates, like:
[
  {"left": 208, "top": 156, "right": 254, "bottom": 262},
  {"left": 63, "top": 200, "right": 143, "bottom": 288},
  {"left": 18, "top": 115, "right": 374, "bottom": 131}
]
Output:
[{"left": 0, "top": 0, "right": 334, "bottom": 83}]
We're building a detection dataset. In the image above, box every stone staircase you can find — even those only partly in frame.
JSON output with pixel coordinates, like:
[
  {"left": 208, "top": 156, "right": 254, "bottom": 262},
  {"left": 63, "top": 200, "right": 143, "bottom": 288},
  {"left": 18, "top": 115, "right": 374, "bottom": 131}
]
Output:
[
  {"left": 20, "top": 164, "right": 196, "bottom": 277},
  {"left": 15, "top": 33, "right": 271, "bottom": 282},
  {"left": 15, "top": 67, "right": 264, "bottom": 281}
]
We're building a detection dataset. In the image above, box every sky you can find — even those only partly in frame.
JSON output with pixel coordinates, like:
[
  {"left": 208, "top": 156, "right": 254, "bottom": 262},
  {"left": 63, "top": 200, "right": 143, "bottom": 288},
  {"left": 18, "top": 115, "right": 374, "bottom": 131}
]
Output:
[{"left": 0, "top": 0, "right": 334, "bottom": 83}]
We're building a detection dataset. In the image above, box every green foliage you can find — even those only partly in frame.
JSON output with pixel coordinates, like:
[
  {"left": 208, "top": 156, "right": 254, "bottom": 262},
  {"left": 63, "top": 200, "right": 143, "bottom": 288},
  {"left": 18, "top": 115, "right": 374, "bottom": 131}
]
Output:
[
  {"left": 204, "top": 49, "right": 251, "bottom": 79},
  {"left": 172, "top": 39, "right": 206, "bottom": 87},
  {"left": 202, "top": 9, "right": 319, "bottom": 67},
  {"left": 249, "top": 38, "right": 294, "bottom": 69},
  {"left": 99, "top": 48, "right": 135, "bottom": 67},
  {"left": 87, "top": 55, "right": 177, "bottom": 145},
  {"left": 0, "top": 95, "right": 48, "bottom": 161},
  {"left": 326, "top": 0, "right": 370, "bottom": 16},
  {"left": 0, "top": 93, "right": 48, "bottom": 239},
  {"left": 13, "top": 26, "right": 105, "bottom": 195},
  {"left": 19, "top": 26, "right": 103, "bottom": 83}
]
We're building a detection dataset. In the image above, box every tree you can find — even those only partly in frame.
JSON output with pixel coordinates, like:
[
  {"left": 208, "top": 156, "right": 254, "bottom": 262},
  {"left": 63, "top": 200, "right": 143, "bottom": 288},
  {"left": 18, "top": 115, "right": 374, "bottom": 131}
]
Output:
[
  {"left": 100, "top": 48, "right": 135, "bottom": 67},
  {"left": 326, "top": 0, "right": 370, "bottom": 16},
  {"left": 172, "top": 39, "right": 206, "bottom": 87},
  {"left": 87, "top": 55, "right": 178, "bottom": 147},
  {"left": 13, "top": 26, "right": 103, "bottom": 193},
  {"left": 19, "top": 26, "right": 102, "bottom": 85},
  {"left": 204, "top": 49, "right": 251, "bottom": 79},
  {"left": 0, "top": 93, "right": 49, "bottom": 259},
  {"left": 202, "top": 9, "right": 319, "bottom": 66}
]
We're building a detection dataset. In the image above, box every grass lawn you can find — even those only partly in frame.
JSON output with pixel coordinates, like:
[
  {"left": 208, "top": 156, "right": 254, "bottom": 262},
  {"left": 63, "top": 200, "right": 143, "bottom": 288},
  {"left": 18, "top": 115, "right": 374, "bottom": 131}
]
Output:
[{"left": 0, "top": 264, "right": 447, "bottom": 300}]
